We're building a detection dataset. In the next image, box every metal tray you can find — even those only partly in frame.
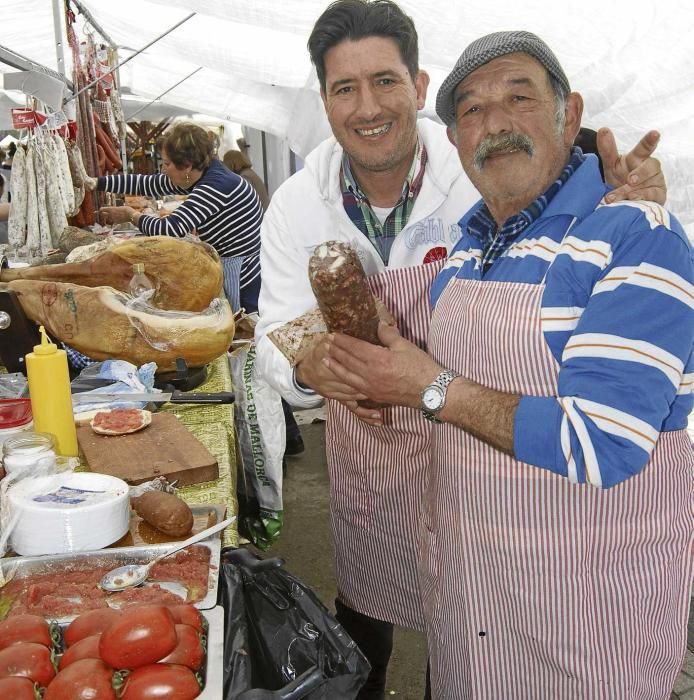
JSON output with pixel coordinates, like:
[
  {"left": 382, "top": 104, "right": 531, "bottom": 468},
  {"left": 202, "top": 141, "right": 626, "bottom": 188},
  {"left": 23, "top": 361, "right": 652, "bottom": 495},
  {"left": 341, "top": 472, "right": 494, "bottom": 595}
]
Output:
[
  {"left": 114, "top": 502, "right": 227, "bottom": 549},
  {"left": 198, "top": 606, "right": 224, "bottom": 699},
  {"left": 0, "top": 537, "right": 222, "bottom": 623}
]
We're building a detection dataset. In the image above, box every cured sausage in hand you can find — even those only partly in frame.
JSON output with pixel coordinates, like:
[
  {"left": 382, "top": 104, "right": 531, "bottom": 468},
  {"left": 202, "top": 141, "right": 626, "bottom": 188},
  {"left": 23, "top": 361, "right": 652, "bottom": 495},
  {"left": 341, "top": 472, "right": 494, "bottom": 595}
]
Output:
[{"left": 308, "top": 240, "right": 381, "bottom": 345}]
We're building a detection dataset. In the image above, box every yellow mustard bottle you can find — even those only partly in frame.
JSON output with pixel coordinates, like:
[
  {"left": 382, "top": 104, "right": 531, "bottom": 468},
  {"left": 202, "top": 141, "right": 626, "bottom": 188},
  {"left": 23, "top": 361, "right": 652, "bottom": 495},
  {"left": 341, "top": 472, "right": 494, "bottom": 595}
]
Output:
[{"left": 25, "top": 326, "right": 78, "bottom": 457}]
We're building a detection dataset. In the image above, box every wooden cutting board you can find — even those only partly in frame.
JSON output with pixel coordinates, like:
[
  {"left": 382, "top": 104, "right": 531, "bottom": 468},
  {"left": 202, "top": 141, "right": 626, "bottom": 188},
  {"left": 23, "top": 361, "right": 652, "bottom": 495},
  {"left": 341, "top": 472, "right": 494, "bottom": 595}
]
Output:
[{"left": 77, "top": 413, "right": 219, "bottom": 486}]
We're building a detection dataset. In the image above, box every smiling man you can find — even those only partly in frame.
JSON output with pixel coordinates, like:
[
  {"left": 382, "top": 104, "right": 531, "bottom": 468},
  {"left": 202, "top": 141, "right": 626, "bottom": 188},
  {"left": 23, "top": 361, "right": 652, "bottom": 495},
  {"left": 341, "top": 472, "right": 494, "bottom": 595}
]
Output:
[
  {"left": 322, "top": 30, "right": 694, "bottom": 698},
  {"left": 254, "top": 3, "right": 670, "bottom": 698}
]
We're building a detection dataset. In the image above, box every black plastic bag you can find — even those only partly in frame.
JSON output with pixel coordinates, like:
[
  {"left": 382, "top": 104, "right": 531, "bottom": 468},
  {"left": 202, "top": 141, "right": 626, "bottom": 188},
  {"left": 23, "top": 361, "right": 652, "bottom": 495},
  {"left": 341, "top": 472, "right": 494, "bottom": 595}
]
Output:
[{"left": 220, "top": 548, "right": 370, "bottom": 699}]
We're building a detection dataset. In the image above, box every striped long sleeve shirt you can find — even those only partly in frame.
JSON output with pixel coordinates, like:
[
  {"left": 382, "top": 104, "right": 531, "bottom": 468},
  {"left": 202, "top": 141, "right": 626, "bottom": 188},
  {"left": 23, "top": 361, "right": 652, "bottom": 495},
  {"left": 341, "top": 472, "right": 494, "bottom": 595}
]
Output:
[
  {"left": 98, "top": 159, "right": 263, "bottom": 290},
  {"left": 431, "top": 155, "right": 693, "bottom": 488}
]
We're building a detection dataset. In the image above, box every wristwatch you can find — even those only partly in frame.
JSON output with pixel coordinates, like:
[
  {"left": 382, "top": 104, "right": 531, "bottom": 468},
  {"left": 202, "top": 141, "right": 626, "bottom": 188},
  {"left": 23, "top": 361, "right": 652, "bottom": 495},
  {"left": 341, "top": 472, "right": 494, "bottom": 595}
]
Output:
[{"left": 421, "top": 369, "right": 460, "bottom": 422}]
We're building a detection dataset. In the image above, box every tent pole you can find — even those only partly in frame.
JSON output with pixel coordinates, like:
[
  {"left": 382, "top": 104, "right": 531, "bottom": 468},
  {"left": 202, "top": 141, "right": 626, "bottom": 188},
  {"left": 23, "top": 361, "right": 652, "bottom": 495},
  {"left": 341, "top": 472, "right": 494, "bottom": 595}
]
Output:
[
  {"left": 51, "top": 0, "right": 67, "bottom": 78},
  {"left": 63, "top": 12, "right": 197, "bottom": 105},
  {"left": 124, "top": 67, "right": 203, "bottom": 121}
]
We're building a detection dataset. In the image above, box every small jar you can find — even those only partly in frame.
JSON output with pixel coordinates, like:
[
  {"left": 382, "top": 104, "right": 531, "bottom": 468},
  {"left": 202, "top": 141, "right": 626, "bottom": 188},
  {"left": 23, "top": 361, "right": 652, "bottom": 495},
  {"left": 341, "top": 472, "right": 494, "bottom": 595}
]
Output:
[
  {"left": 0, "top": 399, "right": 33, "bottom": 450},
  {"left": 3, "top": 432, "right": 57, "bottom": 476}
]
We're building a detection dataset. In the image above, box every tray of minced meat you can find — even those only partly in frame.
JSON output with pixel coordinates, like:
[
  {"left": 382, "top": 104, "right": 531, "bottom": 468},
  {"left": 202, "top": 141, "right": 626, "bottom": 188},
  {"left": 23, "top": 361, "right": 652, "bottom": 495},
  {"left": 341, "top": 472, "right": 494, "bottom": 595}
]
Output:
[{"left": 0, "top": 538, "right": 221, "bottom": 624}]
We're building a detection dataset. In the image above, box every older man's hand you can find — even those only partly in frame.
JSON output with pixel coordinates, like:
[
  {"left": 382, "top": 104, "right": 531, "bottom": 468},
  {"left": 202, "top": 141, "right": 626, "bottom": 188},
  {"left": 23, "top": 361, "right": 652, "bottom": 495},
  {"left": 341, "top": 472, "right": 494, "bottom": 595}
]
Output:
[
  {"left": 324, "top": 323, "right": 442, "bottom": 411},
  {"left": 599, "top": 128, "right": 666, "bottom": 205},
  {"left": 296, "top": 336, "right": 386, "bottom": 425}
]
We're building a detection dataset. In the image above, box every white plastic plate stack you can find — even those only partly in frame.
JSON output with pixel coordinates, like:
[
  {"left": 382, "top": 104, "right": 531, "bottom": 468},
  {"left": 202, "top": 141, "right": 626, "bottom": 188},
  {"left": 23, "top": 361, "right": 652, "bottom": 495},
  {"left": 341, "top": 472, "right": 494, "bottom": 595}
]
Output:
[{"left": 8, "top": 472, "right": 130, "bottom": 556}]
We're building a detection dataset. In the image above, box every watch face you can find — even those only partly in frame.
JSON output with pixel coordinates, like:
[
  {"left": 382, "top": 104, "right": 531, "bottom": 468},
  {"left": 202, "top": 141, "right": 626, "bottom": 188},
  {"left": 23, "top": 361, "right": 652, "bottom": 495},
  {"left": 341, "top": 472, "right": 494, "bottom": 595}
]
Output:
[{"left": 422, "top": 386, "right": 443, "bottom": 411}]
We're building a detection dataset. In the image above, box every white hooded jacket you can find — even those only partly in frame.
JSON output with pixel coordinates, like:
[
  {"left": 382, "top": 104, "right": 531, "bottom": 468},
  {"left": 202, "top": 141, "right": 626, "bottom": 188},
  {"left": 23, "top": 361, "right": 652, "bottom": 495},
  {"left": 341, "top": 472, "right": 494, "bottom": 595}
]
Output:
[{"left": 255, "top": 118, "right": 480, "bottom": 407}]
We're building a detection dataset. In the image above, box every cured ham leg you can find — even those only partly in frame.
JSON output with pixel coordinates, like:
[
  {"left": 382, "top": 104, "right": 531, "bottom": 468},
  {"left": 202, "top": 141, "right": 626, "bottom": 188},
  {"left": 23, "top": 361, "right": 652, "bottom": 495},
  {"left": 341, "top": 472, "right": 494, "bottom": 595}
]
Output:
[
  {"left": 0, "top": 236, "right": 223, "bottom": 313},
  {"left": 8, "top": 279, "right": 235, "bottom": 372}
]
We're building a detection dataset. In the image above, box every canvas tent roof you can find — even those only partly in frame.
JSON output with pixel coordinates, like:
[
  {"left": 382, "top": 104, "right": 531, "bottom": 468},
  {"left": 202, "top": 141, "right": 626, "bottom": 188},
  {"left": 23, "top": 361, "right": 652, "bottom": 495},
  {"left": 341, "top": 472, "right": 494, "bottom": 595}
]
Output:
[{"left": 2, "top": 0, "right": 692, "bottom": 233}]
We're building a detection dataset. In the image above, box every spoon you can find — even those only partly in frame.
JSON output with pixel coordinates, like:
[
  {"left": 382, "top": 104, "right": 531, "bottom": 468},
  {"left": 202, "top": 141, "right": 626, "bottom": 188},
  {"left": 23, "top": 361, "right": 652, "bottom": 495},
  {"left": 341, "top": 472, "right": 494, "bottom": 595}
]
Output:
[{"left": 99, "top": 515, "right": 236, "bottom": 592}]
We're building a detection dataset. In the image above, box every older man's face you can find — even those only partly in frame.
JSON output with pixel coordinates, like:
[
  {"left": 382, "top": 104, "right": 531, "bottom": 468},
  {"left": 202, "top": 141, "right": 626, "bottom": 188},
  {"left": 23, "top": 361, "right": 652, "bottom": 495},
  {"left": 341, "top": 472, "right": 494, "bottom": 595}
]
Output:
[
  {"left": 321, "top": 37, "right": 428, "bottom": 181},
  {"left": 448, "top": 53, "right": 579, "bottom": 222}
]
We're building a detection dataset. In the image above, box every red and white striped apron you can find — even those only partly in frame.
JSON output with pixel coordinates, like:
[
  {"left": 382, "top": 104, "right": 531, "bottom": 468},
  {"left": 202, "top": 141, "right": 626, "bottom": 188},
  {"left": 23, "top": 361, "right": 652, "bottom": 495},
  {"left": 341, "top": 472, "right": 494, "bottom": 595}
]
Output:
[
  {"left": 422, "top": 274, "right": 694, "bottom": 698},
  {"left": 327, "top": 260, "right": 443, "bottom": 631}
]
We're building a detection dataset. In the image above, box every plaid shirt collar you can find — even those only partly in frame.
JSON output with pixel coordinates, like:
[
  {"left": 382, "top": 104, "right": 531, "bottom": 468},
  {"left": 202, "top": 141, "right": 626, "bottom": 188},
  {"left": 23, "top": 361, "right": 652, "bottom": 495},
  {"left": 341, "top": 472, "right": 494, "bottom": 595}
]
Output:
[
  {"left": 341, "top": 138, "right": 427, "bottom": 264},
  {"left": 469, "top": 146, "right": 586, "bottom": 272}
]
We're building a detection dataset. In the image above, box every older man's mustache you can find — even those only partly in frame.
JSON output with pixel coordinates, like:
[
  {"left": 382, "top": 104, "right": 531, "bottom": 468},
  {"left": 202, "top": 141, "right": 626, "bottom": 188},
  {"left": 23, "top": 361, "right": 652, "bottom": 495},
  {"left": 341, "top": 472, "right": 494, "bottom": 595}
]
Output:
[{"left": 473, "top": 133, "right": 534, "bottom": 170}]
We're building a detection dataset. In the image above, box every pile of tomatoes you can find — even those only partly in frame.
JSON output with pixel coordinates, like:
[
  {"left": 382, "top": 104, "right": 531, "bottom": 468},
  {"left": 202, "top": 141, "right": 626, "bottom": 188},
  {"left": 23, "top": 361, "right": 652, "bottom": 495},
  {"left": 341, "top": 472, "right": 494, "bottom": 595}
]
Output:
[{"left": 0, "top": 604, "right": 206, "bottom": 699}]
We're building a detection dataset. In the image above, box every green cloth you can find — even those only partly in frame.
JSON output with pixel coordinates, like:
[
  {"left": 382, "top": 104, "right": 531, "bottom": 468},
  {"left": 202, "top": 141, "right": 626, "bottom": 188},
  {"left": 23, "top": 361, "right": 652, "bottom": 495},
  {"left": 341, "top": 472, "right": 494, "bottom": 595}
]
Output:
[
  {"left": 77, "top": 354, "right": 239, "bottom": 548},
  {"left": 163, "top": 354, "right": 238, "bottom": 548}
]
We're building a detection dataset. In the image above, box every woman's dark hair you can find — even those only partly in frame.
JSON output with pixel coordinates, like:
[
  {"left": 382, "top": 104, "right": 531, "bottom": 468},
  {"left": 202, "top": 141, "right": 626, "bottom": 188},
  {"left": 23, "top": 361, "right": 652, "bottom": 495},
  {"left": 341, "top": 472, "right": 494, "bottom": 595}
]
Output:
[
  {"left": 6, "top": 142, "right": 16, "bottom": 158},
  {"left": 158, "top": 122, "right": 218, "bottom": 170},
  {"left": 222, "top": 149, "right": 252, "bottom": 173},
  {"left": 308, "top": 0, "right": 419, "bottom": 92}
]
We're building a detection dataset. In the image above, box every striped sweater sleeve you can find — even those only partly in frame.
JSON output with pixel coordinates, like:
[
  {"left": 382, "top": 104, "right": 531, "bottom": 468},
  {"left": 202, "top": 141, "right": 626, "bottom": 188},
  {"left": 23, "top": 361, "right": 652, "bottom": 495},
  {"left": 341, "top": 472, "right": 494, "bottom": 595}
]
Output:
[
  {"left": 137, "top": 183, "right": 224, "bottom": 238},
  {"left": 514, "top": 204, "right": 694, "bottom": 488},
  {"left": 97, "top": 173, "right": 186, "bottom": 198}
]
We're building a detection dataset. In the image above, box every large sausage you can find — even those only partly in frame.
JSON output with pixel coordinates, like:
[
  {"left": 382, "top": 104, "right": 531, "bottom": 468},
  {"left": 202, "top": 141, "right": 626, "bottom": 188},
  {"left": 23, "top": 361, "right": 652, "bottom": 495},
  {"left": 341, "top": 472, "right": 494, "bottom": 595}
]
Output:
[
  {"left": 52, "top": 135, "right": 76, "bottom": 216},
  {"left": 24, "top": 144, "right": 41, "bottom": 252},
  {"left": 7, "top": 145, "right": 27, "bottom": 248},
  {"left": 94, "top": 123, "right": 122, "bottom": 172},
  {"left": 43, "top": 140, "right": 69, "bottom": 244},
  {"left": 31, "top": 145, "right": 54, "bottom": 252},
  {"left": 308, "top": 240, "right": 381, "bottom": 345}
]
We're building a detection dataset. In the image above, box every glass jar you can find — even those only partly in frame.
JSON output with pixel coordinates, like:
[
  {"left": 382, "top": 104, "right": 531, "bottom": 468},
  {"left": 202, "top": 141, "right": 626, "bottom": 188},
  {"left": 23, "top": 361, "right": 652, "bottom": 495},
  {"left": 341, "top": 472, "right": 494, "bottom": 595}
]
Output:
[
  {"left": 3, "top": 432, "right": 56, "bottom": 476},
  {"left": 0, "top": 399, "right": 33, "bottom": 450}
]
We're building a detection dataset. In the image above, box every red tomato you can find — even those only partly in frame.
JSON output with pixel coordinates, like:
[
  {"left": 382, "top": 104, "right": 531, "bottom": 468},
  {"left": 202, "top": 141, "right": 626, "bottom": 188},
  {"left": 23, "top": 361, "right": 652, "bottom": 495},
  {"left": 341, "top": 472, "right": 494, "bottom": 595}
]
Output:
[
  {"left": 122, "top": 663, "right": 201, "bottom": 699},
  {"left": 0, "top": 676, "right": 37, "bottom": 700},
  {"left": 159, "top": 624, "right": 204, "bottom": 671},
  {"left": 0, "top": 614, "right": 52, "bottom": 650},
  {"left": 0, "top": 641, "right": 56, "bottom": 687},
  {"left": 167, "top": 605, "right": 204, "bottom": 633},
  {"left": 64, "top": 608, "right": 121, "bottom": 647},
  {"left": 44, "top": 658, "right": 116, "bottom": 700},
  {"left": 99, "top": 606, "right": 176, "bottom": 670},
  {"left": 58, "top": 633, "right": 101, "bottom": 670}
]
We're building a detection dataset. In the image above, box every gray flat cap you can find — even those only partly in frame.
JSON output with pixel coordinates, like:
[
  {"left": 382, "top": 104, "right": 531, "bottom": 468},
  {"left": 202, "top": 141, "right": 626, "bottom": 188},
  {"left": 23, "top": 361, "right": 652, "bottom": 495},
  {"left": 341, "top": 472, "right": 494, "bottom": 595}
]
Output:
[{"left": 436, "top": 30, "right": 571, "bottom": 127}]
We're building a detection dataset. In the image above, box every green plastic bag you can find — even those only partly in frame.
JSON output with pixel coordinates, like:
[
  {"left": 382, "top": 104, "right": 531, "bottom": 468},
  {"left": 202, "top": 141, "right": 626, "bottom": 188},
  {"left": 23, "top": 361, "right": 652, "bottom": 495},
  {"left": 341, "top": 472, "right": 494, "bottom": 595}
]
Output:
[{"left": 229, "top": 342, "right": 284, "bottom": 549}]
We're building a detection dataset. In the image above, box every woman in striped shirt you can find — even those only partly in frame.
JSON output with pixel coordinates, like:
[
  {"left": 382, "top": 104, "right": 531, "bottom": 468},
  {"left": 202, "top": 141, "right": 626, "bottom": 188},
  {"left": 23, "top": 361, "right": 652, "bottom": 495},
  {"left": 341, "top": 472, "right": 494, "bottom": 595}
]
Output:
[{"left": 94, "top": 122, "right": 263, "bottom": 312}]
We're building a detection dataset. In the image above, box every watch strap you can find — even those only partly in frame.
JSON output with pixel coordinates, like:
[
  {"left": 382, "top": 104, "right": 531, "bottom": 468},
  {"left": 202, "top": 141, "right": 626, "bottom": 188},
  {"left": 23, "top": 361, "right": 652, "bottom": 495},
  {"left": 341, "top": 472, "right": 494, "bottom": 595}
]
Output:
[{"left": 421, "top": 369, "right": 460, "bottom": 421}]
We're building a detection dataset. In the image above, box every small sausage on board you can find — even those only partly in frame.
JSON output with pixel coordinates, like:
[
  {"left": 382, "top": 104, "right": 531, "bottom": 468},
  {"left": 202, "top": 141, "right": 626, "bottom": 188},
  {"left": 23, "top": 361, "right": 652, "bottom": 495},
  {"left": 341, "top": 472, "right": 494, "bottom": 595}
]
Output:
[
  {"left": 131, "top": 491, "right": 194, "bottom": 538},
  {"left": 308, "top": 240, "right": 381, "bottom": 345}
]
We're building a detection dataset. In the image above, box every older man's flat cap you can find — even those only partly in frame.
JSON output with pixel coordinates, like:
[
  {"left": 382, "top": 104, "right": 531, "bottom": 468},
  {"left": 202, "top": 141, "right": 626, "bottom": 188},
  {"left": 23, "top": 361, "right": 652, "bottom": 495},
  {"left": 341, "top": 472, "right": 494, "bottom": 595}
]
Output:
[{"left": 436, "top": 30, "right": 571, "bottom": 127}]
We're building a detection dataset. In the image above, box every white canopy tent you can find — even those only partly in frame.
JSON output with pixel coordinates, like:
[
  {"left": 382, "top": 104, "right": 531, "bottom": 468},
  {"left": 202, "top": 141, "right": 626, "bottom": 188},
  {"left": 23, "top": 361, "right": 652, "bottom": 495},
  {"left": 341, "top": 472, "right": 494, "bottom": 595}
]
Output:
[{"left": 1, "top": 0, "right": 693, "bottom": 234}]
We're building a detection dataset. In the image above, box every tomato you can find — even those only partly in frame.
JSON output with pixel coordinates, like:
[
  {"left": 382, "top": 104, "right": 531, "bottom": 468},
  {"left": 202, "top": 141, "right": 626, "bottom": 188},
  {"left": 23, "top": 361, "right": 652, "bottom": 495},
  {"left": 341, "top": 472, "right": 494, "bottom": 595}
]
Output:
[
  {"left": 64, "top": 608, "right": 121, "bottom": 647},
  {"left": 121, "top": 663, "right": 201, "bottom": 700},
  {"left": 44, "top": 658, "right": 116, "bottom": 700},
  {"left": 0, "top": 641, "right": 56, "bottom": 687},
  {"left": 159, "top": 624, "right": 204, "bottom": 670},
  {"left": 58, "top": 633, "right": 101, "bottom": 670},
  {"left": 167, "top": 605, "right": 204, "bottom": 633},
  {"left": 0, "top": 614, "right": 52, "bottom": 651},
  {"left": 0, "top": 676, "right": 37, "bottom": 700},
  {"left": 99, "top": 606, "right": 176, "bottom": 670}
]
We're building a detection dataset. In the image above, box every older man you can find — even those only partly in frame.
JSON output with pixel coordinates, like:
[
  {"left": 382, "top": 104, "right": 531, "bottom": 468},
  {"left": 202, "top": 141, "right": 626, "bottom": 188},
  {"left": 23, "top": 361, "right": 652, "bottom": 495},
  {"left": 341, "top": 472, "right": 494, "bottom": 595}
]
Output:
[
  {"left": 256, "top": 2, "right": 669, "bottom": 696},
  {"left": 324, "top": 29, "right": 693, "bottom": 698}
]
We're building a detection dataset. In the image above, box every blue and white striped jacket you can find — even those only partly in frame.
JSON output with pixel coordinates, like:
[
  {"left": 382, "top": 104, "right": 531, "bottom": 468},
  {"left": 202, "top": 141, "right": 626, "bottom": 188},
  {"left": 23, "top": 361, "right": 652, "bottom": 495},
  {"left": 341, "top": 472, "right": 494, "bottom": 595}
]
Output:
[{"left": 431, "top": 154, "right": 693, "bottom": 488}]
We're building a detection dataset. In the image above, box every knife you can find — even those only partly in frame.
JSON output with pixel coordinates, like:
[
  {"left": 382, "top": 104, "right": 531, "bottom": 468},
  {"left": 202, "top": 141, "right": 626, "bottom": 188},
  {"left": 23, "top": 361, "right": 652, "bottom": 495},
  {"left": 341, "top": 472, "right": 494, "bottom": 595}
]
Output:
[{"left": 72, "top": 390, "right": 235, "bottom": 405}]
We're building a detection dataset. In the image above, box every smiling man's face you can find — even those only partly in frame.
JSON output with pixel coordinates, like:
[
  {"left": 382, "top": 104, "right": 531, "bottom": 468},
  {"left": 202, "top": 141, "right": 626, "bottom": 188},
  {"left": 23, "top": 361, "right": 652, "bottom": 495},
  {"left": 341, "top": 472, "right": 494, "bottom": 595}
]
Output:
[
  {"left": 321, "top": 36, "right": 428, "bottom": 182},
  {"left": 448, "top": 52, "right": 581, "bottom": 223}
]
